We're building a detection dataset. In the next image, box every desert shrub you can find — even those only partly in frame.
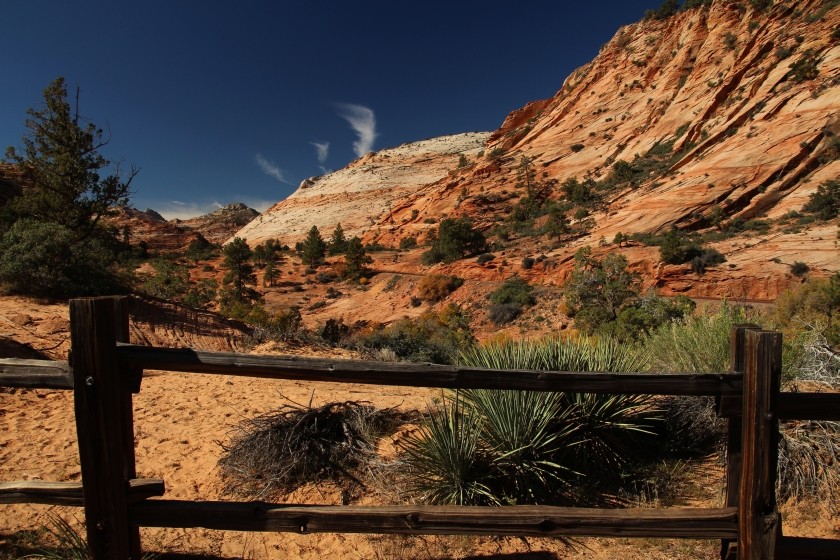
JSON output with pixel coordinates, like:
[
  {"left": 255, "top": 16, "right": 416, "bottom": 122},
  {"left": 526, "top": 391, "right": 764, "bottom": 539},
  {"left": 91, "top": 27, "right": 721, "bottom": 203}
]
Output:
[
  {"left": 521, "top": 256, "right": 535, "bottom": 270},
  {"left": 778, "top": 420, "right": 840, "bottom": 512},
  {"left": 399, "top": 235, "right": 418, "bottom": 250},
  {"left": 476, "top": 253, "right": 495, "bottom": 265},
  {"left": 488, "top": 303, "right": 522, "bottom": 325},
  {"left": 141, "top": 258, "right": 190, "bottom": 300},
  {"left": 659, "top": 229, "right": 702, "bottom": 265},
  {"left": 791, "top": 261, "right": 810, "bottom": 276},
  {"left": 489, "top": 276, "right": 535, "bottom": 307},
  {"left": 802, "top": 179, "right": 840, "bottom": 220},
  {"left": 350, "top": 304, "right": 474, "bottom": 364},
  {"left": 182, "top": 278, "right": 217, "bottom": 310},
  {"left": 690, "top": 248, "right": 726, "bottom": 274},
  {"left": 0, "top": 219, "right": 125, "bottom": 298},
  {"left": 564, "top": 248, "right": 639, "bottom": 334},
  {"left": 417, "top": 274, "right": 463, "bottom": 302},
  {"left": 570, "top": 143, "right": 585, "bottom": 152},
  {"left": 421, "top": 217, "right": 487, "bottom": 265},
  {"left": 185, "top": 237, "right": 220, "bottom": 261},
  {"left": 642, "top": 305, "right": 749, "bottom": 449},
  {"left": 560, "top": 177, "right": 599, "bottom": 207},
  {"left": 219, "top": 401, "right": 410, "bottom": 499},
  {"left": 316, "top": 271, "right": 336, "bottom": 284},
  {"left": 772, "top": 272, "right": 840, "bottom": 349},
  {"left": 787, "top": 50, "right": 821, "bottom": 83},
  {"left": 611, "top": 293, "right": 696, "bottom": 341},
  {"left": 250, "top": 306, "right": 302, "bottom": 342}
]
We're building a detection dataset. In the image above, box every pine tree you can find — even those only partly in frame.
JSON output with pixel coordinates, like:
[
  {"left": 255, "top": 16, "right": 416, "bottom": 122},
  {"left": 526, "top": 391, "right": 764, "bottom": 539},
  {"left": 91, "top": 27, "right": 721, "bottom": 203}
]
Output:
[
  {"left": 0, "top": 77, "right": 135, "bottom": 297},
  {"left": 343, "top": 236, "right": 372, "bottom": 280},
  {"left": 300, "top": 225, "right": 326, "bottom": 266},
  {"left": 329, "top": 223, "right": 348, "bottom": 255},
  {"left": 4, "top": 77, "right": 136, "bottom": 240},
  {"left": 221, "top": 237, "right": 257, "bottom": 303}
]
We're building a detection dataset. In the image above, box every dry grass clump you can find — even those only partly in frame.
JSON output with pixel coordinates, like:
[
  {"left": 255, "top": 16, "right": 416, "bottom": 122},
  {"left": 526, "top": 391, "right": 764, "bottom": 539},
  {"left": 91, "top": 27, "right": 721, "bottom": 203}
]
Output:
[{"left": 218, "top": 399, "right": 414, "bottom": 500}]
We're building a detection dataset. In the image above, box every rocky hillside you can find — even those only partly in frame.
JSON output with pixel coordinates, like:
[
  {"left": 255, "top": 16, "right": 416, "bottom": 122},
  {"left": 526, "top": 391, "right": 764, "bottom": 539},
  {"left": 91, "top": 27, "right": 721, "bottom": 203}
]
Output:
[
  {"left": 108, "top": 203, "right": 260, "bottom": 253},
  {"left": 175, "top": 202, "right": 259, "bottom": 244},
  {"left": 233, "top": 1, "right": 838, "bottom": 303},
  {"left": 235, "top": 132, "right": 489, "bottom": 245}
]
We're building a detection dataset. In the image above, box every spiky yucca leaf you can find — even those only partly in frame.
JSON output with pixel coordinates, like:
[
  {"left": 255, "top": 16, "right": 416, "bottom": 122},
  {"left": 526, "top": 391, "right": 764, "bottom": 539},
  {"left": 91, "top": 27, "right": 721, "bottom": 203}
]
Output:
[{"left": 401, "top": 396, "right": 496, "bottom": 505}]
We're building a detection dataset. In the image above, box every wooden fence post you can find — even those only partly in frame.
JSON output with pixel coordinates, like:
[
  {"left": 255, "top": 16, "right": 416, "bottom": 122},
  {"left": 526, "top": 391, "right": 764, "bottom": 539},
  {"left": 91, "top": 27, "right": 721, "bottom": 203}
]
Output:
[
  {"left": 738, "top": 330, "right": 782, "bottom": 560},
  {"left": 70, "top": 297, "right": 140, "bottom": 559},
  {"left": 721, "top": 324, "right": 760, "bottom": 560}
]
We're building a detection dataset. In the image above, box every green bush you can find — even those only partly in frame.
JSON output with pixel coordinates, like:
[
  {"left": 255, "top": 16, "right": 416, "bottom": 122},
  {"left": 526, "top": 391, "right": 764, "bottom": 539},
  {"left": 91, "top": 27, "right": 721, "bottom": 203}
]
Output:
[
  {"left": 421, "top": 217, "right": 486, "bottom": 265},
  {"left": 476, "top": 253, "right": 495, "bottom": 265},
  {"left": 489, "top": 276, "right": 534, "bottom": 307},
  {"left": 659, "top": 229, "right": 701, "bottom": 265},
  {"left": 398, "top": 235, "right": 418, "bottom": 250},
  {"left": 350, "top": 304, "right": 474, "bottom": 364},
  {"left": 488, "top": 303, "right": 522, "bottom": 325},
  {"left": 564, "top": 248, "right": 639, "bottom": 334},
  {"left": 787, "top": 50, "right": 821, "bottom": 83},
  {"left": 0, "top": 219, "right": 124, "bottom": 298},
  {"left": 802, "top": 179, "right": 839, "bottom": 220}
]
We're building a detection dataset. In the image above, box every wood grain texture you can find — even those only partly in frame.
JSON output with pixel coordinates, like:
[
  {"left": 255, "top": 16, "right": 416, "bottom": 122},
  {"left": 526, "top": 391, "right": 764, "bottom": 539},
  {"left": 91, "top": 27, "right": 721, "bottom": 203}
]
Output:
[
  {"left": 0, "top": 358, "right": 73, "bottom": 389},
  {"left": 130, "top": 501, "right": 738, "bottom": 538},
  {"left": 0, "top": 479, "right": 164, "bottom": 506},
  {"left": 117, "top": 344, "right": 742, "bottom": 396}
]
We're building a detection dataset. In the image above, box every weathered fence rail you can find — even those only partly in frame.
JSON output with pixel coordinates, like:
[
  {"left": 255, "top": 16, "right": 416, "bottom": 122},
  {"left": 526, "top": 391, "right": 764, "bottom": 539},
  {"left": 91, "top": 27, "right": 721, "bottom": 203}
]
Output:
[{"left": 1, "top": 296, "right": 839, "bottom": 560}]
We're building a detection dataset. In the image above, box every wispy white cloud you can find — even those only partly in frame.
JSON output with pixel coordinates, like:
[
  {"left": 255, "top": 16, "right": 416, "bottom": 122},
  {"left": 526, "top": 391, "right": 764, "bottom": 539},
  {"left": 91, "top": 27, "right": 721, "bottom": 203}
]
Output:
[
  {"left": 335, "top": 103, "right": 377, "bottom": 157},
  {"left": 310, "top": 141, "right": 330, "bottom": 164},
  {"left": 255, "top": 153, "right": 290, "bottom": 183}
]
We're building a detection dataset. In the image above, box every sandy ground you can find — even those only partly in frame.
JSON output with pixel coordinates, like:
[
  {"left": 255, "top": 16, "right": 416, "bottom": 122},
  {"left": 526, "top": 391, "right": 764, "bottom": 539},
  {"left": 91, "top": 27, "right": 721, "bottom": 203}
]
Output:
[{"left": 1, "top": 296, "right": 837, "bottom": 558}]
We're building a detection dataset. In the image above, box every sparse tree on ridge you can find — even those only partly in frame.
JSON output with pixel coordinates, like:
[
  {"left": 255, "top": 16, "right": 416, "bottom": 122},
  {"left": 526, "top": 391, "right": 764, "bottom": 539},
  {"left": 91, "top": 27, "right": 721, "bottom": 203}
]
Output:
[
  {"left": 221, "top": 237, "right": 258, "bottom": 303},
  {"left": 329, "top": 223, "right": 348, "bottom": 255},
  {"left": 300, "top": 225, "right": 327, "bottom": 267},
  {"left": 343, "top": 236, "right": 372, "bottom": 280}
]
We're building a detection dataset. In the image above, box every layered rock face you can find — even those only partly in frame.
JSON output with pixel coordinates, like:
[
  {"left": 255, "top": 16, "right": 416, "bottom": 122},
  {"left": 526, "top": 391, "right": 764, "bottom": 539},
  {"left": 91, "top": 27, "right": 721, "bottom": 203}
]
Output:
[
  {"left": 233, "top": 132, "right": 489, "bottom": 245},
  {"left": 228, "top": 2, "right": 839, "bottom": 301}
]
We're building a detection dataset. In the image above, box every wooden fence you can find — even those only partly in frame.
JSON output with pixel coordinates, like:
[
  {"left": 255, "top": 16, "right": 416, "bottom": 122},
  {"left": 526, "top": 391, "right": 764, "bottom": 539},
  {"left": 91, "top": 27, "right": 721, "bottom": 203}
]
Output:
[{"left": 1, "top": 296, "right": 839, "bottom": 559}]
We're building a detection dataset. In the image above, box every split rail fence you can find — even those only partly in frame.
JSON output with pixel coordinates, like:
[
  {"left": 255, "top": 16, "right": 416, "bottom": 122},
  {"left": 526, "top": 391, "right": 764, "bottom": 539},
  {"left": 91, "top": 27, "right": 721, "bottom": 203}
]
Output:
[{"left": 1, "top": 296, "right": 839, "bottom": 559}]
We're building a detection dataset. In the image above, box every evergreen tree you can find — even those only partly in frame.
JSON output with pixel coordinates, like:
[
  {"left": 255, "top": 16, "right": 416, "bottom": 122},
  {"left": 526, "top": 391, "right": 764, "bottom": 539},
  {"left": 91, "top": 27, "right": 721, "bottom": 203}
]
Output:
[
  {"left": 0, "top": 77, "right": 135, "bottom": 297},
  {"left": 329, "top": 223, "right": 348, "bottom": 255},
  {"left": 4, "top": 77, "right": 135, "bottom": 240},
  {"left": 263, "top": 259, "right": 278, "bottom": 287},
  {"left": 564, "top": 247, "right": 640, "bottom": 333},
  {"left": 221, "top": 237, "right": 258, "bottom": 303},
  {"left": 421, "top": 217, "right": 487, "bottom": 265},
  {"left": 343, "top": 236, "right": 372, "bottom": 280},
  {"left": 300, "top": 225, "right": 326, "bottom": 266}
]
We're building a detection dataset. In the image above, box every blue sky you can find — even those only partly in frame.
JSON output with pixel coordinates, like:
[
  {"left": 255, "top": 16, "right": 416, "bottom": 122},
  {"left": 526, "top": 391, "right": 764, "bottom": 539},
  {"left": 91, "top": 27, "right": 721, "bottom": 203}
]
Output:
[{"left": 1, "top": 1, "right": 657, "bottom": 219}]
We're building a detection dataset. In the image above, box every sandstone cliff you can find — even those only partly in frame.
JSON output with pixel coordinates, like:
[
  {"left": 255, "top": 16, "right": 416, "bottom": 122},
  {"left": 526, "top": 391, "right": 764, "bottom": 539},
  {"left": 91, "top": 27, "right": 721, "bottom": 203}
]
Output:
[
  {"left": 232, "top": 1, "right": 838, "bottom": 303},
  {"left": 233, "top": 132, "right": 489, "bottom": 245}
]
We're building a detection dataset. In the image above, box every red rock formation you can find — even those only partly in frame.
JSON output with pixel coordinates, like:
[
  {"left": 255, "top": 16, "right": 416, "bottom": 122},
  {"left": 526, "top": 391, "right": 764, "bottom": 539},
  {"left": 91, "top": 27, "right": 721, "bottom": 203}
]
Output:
[{"left": 234, "top": 2, "right": 839, "bottom": 304}]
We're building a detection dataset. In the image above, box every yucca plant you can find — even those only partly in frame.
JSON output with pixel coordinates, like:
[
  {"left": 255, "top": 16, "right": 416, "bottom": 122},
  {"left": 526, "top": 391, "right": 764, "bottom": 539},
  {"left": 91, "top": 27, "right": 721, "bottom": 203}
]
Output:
[
  {"left": 403, "top": 335, "right": 659, "bottom": 505},
  {"left": 461, "top": 389, "right": 578, "bottom": 504},
  {"left": 461, "top": 335, "right": 658, "bottom": 476},
  {"left": 401, "top": 395, "right": 497, "bottom": 505}
]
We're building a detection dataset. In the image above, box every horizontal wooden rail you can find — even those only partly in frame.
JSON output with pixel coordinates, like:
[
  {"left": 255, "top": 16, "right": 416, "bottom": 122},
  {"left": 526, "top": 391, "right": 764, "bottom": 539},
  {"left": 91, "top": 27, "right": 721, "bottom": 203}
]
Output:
[
  {"left": 776, "top": 536, "right": 840, "bottom": 559},
  {"left": 718, "top": 393, "right": 840, "bottom": 420},
  {"left": 0, "top": 358, "right": 73, "bottom": 389},
  {"left": 117, "top": 344, "right": 742, "bottom": 396},
  {"left": 130, "top": 501, "right": 738, "bottom": 539},
  {"left": 0, "top": 479, "right": 165, "bottom": 506}
]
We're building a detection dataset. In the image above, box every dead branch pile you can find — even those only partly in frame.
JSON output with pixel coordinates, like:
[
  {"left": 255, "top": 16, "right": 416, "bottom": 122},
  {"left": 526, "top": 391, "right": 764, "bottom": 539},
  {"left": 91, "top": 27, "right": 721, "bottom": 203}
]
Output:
[{"left": 218, "top": 400, "right": 414, "bottom": 500}]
